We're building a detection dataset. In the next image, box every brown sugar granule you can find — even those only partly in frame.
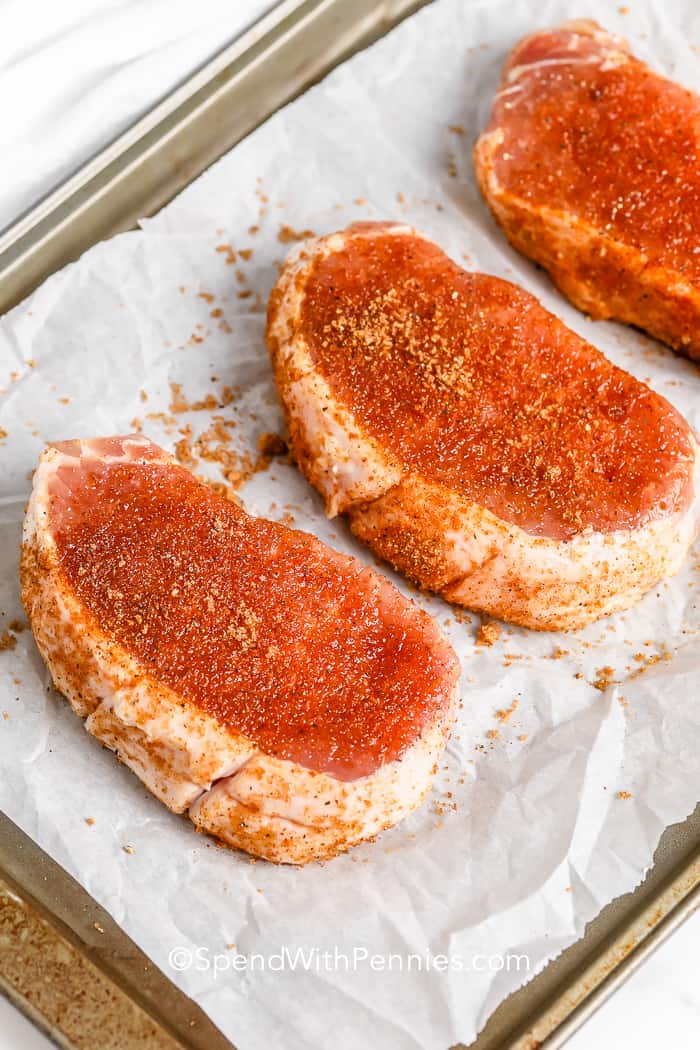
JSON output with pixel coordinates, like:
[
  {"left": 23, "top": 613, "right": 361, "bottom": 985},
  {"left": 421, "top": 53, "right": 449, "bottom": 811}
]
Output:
[
  {"left": 0, "top": 427, "right": 7, "bottom": 440},
  {"left": 278, "top": 224, "right": 315, "bottom": 244},
  {"left": 617, "top": 790, "right": 632, "bottom": 800},
  {"left": 485, "top": 728, "right": 499, "bottom": 741},
  {"left": 238, "top": 249, "right": 253, "bottom": 261},
  {"left": 210, "top": 308, "right": 223, "bottom": 319},
  {"left": 476, "top": 621, "right": 501, "bottom": 646},
  {"left": 175, "top": 432, "right": 197, "bottom": 468},
  {"left": 198, "top": 291, "right": 215, "bottom": 303},
  {"left": 170, "top": 382, "right": 189, "bottom": 414},
  {"left": 215, "top": 244, "right": 237, "bottom": 265},
  {"left": 227, "top": 605, "right": 260, "bottom": 651},
  {"left": 0, "top": 630, "right": 17, "bottom": 653},
  {"left": 190, "top": 395, "right": 218, "bottom": 412},
  {"left": 85, "top": 817, "right": 95, "bottom": 826},
  {"left": 248, "top": 225, "right": 260, "bottom": 236},
  {"left": 8, "top": 619, "right": 26, "bottom": 633},
  {"left": 449, "top": 124, "right": 465, "bottom": 135},
  {"left": 495, "top": 698, "right": 519, "bottom": 723},
  {"left": 593, "top": 666, "right": 616, "bottom": 691},
  {"left": 629, "top": 648, "right": 672, "bottom": 679}
]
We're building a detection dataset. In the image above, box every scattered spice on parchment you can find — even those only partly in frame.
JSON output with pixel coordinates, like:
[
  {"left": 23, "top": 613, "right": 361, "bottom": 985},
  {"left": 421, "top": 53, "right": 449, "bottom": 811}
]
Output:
[
  {"left": 476, "top": 621, "right": 501, "bottom": 647},
  {"left": 593, "top": 666, "right": 616, "bottom": 691},
  {"left": 278, "top": 224, "right": 315, "bottom": 244},
  {"left": 0, "top": 631, "right": 17, "bottom": 653},
  {"left": 215, "top": 244, "right": 237, "bottom": 265},
  {"left": 495, "top": 698, "right": 519, "bottom": 723}
]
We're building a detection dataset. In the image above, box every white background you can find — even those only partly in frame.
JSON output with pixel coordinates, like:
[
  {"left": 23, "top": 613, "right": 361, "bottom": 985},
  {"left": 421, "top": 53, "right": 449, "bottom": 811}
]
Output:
[{"left": 1, "top": 1, "right": 699, "bottom": 1048}]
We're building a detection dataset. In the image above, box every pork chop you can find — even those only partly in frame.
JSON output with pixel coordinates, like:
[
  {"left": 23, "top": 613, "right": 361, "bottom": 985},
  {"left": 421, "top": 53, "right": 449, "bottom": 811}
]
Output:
[
  {"left": 474, "top": 20, "right": 700, "bottom": 360},
  {"left": 267, "top": 222, "right": 700, "bottom": 631},
  {"left": 20, "top": 435, "right": 458, "bottom": 864}
]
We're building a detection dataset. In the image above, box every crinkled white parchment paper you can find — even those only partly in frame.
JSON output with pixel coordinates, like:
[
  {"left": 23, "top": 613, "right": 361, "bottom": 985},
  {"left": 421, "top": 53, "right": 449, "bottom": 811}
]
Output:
[{"left": 2, "top": 2, "right": 700, "bottom": 1047}]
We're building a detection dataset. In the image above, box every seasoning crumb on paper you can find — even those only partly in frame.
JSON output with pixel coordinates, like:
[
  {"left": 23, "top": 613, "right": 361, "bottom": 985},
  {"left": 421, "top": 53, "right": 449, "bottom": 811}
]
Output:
[
  {"left": 0, "top": 631, "right": 17, "bottom": 653},
  {"left": 476, "top": 621, "right": 501, "bottom": 646},
  {"left": 215, "top": 244, "right": 237, "bottom": 265},
  {"left": 278, "top": 224, "right": 315, "bottom": 244},
  {"left": 593, "top": 665, "right": 616, "bottom": 691},
  {"left": 495, "top": 698, "right": 519, "bottom": 723}
]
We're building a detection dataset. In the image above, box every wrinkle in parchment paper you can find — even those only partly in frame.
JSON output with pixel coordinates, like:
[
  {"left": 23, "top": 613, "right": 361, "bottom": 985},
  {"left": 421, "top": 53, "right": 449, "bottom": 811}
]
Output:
[{"left": 2, "top": 2, "right": 700, "bottom": 1048}]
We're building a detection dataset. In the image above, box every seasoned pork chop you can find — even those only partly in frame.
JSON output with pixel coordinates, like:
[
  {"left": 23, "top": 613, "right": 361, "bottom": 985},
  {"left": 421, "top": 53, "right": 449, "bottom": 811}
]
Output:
[
  {"left": 474, "top": 20, "right": 700, "bottom": 360},
  {"left": 21, "top": 436, "right": 458, "bottom": 864},
  {"left": 267, "top": 222, "right": 700, "bottom": 631}
]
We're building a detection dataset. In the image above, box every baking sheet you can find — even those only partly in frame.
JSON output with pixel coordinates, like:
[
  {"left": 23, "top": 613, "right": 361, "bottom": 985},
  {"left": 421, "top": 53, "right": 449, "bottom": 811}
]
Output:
[
  {"left": 1, "top": 0, "right": 275, "bottom": 232},
  {"left": 2, "top": 1, "right": 700, "bottom": 1048}
]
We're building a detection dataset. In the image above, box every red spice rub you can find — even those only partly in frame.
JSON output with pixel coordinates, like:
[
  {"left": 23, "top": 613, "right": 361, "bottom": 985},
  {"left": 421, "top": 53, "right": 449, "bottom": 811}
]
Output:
[
  {"left": 487, "top": 26, "right": 700, "bottom": 285},
  {"left": 298, "top": 229, "right": 694, "bottom": 540},
  {"left": 49, "top": 454, "right": 456, "bottom": 780}
]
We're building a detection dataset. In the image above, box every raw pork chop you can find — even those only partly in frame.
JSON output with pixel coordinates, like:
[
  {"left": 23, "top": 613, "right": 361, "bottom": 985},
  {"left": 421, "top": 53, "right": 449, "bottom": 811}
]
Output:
[
  {"left": 21, "top": 436, "right": 458, "bottom": 864},
  {"left": 474, "top": 20, "right": 700, "bottom": 360},
  {"left": 267, "top": 222, "right": 699, "bottom": 631}
]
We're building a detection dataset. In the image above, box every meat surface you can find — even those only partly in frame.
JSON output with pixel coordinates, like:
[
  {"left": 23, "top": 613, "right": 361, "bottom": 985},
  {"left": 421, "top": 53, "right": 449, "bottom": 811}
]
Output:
[
  {"left": 267, "top": 222, "right": 700, "bottom": 631},
  {"left": 474, "top": 20, "right": 700, "bottom": 360},
  {"left": 20, "top": 435, "right": 458, "bottom": 863}
]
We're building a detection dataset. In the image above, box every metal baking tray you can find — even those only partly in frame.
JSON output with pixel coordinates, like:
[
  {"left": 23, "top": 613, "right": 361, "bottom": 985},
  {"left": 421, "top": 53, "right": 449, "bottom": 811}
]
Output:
[{"left": 1, "top": 1, "right": 699, "bottom": 1047}]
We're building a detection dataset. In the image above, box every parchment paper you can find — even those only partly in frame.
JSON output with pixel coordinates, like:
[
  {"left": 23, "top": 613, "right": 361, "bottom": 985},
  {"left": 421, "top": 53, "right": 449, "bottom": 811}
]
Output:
[{"left": 2, "top": 2, "right": 700, "bottom": 1047}]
